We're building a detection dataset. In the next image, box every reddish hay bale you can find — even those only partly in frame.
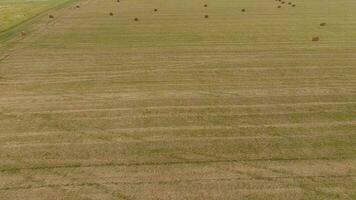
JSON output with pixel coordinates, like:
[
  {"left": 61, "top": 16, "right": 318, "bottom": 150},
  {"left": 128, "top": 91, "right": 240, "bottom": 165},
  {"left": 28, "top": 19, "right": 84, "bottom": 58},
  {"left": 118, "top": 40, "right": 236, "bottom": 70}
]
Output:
[
  {"left": 320, "top": 22, "right": 326, "bottom": 26},
  {"left": 204, "top": 15, "right": 209, "bottom": 18},
  {"left": 49, "top": 15, "right": 54, "bottom": 19},
  {"left": 134, "top": 17, "right": 139, "bottom": 21},
  {"left": 312, "top": 36, "right": 320, "bottom": 42}
]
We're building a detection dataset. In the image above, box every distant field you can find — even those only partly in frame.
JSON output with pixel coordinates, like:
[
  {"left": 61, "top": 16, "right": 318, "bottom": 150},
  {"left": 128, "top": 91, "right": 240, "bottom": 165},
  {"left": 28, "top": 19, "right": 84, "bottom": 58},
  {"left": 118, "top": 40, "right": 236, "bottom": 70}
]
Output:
[
  {"left": 0, "top": 0, "right": 71, "bottom": 33},
  {"left": 0, "top": 0, "right": 356, "bottom": 199}
]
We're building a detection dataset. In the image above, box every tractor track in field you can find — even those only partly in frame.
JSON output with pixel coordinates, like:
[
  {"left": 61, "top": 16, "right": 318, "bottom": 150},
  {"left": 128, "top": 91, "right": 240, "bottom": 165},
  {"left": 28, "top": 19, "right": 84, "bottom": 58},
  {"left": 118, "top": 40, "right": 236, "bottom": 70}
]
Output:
[
  {"left": 0, "top": 174, "right": 355, "bottom": 191},
  {"left": 0, "top": 156, "right": 355, "bottom": 173}
]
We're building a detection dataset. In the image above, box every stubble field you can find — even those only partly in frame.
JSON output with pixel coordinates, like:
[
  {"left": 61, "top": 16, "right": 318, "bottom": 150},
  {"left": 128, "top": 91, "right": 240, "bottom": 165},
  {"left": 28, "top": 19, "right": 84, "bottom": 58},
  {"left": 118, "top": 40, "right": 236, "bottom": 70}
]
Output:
[{"left": 0, "top": 0, "right": 355, "bottom": 199}]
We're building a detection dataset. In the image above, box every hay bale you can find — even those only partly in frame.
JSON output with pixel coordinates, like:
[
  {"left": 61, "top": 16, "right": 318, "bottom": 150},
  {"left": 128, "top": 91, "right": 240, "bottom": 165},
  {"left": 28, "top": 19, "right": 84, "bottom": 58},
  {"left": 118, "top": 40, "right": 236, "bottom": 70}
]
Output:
[
  {"left": 117, "top": 0, "right": 120, "bottom": 2},
  {"left": 320, "top": 23, "right": 326, "bottom": 26},
  {"left": 281, "top": 1, "right": 285, "bottom": 4},
  {"left": 278, "top": 5, "right": 282, "bottom": 8},
  {"left": 241, "top": 9, "right": 246, "bottom": 12},
  {"left": 312, "top": 36, "right": 320, "bottom": 41},
  {"left": 204, "top": 4, "right": 208, "bottom": 7},
  {"left": 288, "top": 2, "right": 292, "bottom": 5},
  {"left": 21, "top": 31, "right": 27, "bottom": 37},
  {"left": 154, "top": 8, "right": 158, "bottom": 12},
  {"left": 134, "top": 17, "right": 139, "bottom": 21},
  {"left": 109, "top": 12, "right": 114, "bottom": 16},
  {"left": 76, "top": 5, "right": 80, "bottom": 8},
  {"left": 49, "top": 15, "right": 54, "bottom": 19},
  {"left": 205, "top": 15, "right": 209, "bottom": 18},
  {"left": 292, "top": 4, "right": 296, "bottom": 7}
]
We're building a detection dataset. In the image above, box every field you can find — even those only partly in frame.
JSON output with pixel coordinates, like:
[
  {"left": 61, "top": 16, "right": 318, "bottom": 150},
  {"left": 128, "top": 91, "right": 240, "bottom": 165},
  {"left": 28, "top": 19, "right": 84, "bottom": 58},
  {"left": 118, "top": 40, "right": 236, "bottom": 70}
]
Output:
[
  {"left": 0, "top": 0, "right": 71, "bottom": 36},
  {"left": 0, "top": 0, "right": 356, "bottom": 199}
]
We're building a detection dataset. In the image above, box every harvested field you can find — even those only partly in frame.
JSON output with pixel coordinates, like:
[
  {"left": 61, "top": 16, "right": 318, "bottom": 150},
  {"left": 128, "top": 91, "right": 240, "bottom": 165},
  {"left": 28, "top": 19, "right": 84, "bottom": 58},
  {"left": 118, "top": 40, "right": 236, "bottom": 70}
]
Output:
[{"left": 0, "top": 0, "right": 356, "bottom": 199}]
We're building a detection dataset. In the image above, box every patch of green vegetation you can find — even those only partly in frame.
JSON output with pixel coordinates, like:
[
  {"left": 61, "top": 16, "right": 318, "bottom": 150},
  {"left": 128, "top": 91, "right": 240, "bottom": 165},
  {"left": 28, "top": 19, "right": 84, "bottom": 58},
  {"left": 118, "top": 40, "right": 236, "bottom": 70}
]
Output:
[
  {"left": 0, "top": 0, "right": 72, "bottom": 34},
  {"left": 0, "top": 167, "right": 21, "bottom": 174}
]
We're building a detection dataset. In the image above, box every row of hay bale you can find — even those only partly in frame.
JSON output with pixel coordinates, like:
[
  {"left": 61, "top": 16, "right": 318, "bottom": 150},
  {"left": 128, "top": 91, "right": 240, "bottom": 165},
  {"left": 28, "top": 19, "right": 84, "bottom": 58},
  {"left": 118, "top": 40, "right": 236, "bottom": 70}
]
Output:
[
  {"left": 31, "top": 0, "right": 327, "bottom": 43},
  {"left": 46, "top": 3, "right": 81, "bottom": 19},
  {"left": 204, "top": 4, "right": 246, "bottom": 19},
  {"left": 312, "top": 23, "right": 327, "bottom": 41},
  {"left": 275, "top": 0, "right": 296, "bottom": 8},
  {"left": 106, "top": 1, "right": 246, "bottom": 20},
  {"left": 273, "top": 0, "right": 328, "bottom": 42}
]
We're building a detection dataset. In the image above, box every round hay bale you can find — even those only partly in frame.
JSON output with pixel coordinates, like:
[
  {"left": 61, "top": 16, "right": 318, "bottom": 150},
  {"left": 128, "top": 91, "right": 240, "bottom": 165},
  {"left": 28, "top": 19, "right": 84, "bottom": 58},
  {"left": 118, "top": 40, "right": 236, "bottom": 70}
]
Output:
[
  {"left": 278, "top": 5, "right": 282, "bottom": 8},
  {"left": 292, "top": 4, "right": 296, "bottom": 7},
  {"left": 154, "top": 8, "right": 158, "bottom": 12},
  {"left": 312, "top": 36, "right": 320, "bottom": 42},
  {"left": 109, "top": 12, "right": 114, "bottom": 16},
  {"left": 281, "top": 1, "right": 285, "bottom": 4},
  {"left": 204, "top": 15, "right": 209, "bottom": 18},
  {"left": 21, "top": 31, "right": 27, "bottom": 37},
  {"left": 49, "top": 15, "right": 54, "bottom": 19},
  {"left": 288, "top": 2, "right": 292, "bottom": 5},
  {"left": 204, "top": 4, "right": 208, "bottom": 7},
  {"left": 117, "top": 0, "right": 120, "bottom": 2},
  {"left": 241, "top": 9, "right": 246, "bottom": 12},
  {"left": 76, "top": 5, "right": 80, "bottom": 8},
  {"left": 134, "top": 17, "right": 139, "bottom": 21},
  {"left": 320, "top": 23, "right": 326, "bottom": 26}
]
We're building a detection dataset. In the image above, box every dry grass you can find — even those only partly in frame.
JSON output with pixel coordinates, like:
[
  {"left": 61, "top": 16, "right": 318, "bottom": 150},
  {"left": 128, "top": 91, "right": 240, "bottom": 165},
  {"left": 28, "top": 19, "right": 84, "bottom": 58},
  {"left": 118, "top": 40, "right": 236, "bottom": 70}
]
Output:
[{"left": 0, "top": 0, "right": 355, "bottom": 199}]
